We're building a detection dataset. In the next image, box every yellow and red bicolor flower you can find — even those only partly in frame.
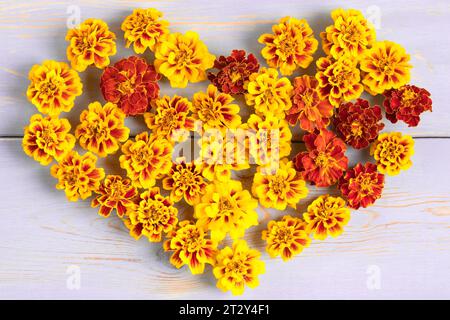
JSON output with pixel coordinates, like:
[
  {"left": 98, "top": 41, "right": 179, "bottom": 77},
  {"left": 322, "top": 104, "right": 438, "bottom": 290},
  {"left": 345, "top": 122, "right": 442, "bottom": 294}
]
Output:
[
  {"left": 22, "top": 114, "right": 75, "bottom": 166},
  {"left": 121, "top": 8, "right": 169, "bottom": 54},
  {"left": 163, "top": 220, "right": 217, "bottom": 275},
  {"left": 262, "top": 215, "right": 311, "bottom": 261},
  {"left": 338, "top": 163, "right": 384, "bottom": 209},
  {"left": 50, "top": 151, "right": 105, "bottom": 201},
  {"left": 244, "top": 67, "right": 293, "bottom": 119},
  {"left": 303, "top": 195, "right": 351, "bottom": 240},
  {"left": 370, "top": 132, "right": 414, "bottom": 176},
  {"left": 75, "top": 102, "right": 130, "bottom": 157},
  {"left": 360, "top": 41, "right": 412, "bottom": 95},
  {"left": 321, "top": 9, "right": 376, "bottom": 59},
  {"left": 26, "top": 60, "right": 82, "bottom": 116},
  {"left": 213, "top": 240, "right": 265, "bottom": 295},
  {"left": 294, "top": 129, "right": 348, "bottom": 187},
  {"left": 154, "top": 31, "right": 215, "bottom": 88},
  {"left": 66, "top": 18, "right": 116, "bottom": 72},
  {"left": 119, "top": 132, "right": 172, "bottom": 189},
  {"left": 124, "top": 187, "right": 178, "bottom": 242},
  {"left": 91, "top": 175, "right": 138, "bottom": 217},
  {"left": 252, "top": 159, "right": 308, "bottom": 210},
  {"left": 194, "top": 179, "right": 258, "bottom": 242},
  {"left": 258, "top": 16, "right": 318, "bottom": 76}
]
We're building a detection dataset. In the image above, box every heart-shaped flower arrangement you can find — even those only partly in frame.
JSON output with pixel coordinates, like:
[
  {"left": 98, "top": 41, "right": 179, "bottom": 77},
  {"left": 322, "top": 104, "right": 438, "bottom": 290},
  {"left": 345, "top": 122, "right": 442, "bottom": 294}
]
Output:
[{"left": 23, "top": 8, "right": 432, "bottom": 295}]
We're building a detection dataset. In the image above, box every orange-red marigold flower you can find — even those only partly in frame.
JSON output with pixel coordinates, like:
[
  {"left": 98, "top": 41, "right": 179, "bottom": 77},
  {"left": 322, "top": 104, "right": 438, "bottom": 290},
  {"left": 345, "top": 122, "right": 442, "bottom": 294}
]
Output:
[
  {"left": 383, "top": 85, "right": 432, "bottom": 127},
  {"left": 100, "top": 56, "right": 161, "bottom": 116},
  {"left": 286, "top": 75, "right": 334, "bottom": 133},
  {"left": 334, "top": 99, "right": 384, "bottom": 149},
  {"left": 207, "top": 49, "right": 260, "bottom": 95},
  {"left": 338, "top": 163, "right": 384, "bottom": 209},
  {"left": 294, "top": 129, "right": 348, "bottom": 187}
]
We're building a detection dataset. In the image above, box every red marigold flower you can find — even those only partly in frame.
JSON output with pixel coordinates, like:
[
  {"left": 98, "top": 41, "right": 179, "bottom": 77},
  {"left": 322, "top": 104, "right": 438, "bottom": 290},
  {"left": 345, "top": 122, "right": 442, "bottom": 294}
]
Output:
[
  {"left": 286, "top": 75, "right": 334, "bottom": 133},
  {"left": 207, "top": 49, "right": 260, "bottom": 95},
  {"left": 100, "top": 56, "right": 161, "bottom": 116},
  {"left": 293, "top": 129, "right": 348, "bottom": 187},
  {"left": 338, "top": 163, "right": 385, "bottom": 209},
  {"left": 334, "top": 99, "right": 384, "bottom": 149},
  {"left": 383, "top": 85, "right": 432, "bottom": 127}
]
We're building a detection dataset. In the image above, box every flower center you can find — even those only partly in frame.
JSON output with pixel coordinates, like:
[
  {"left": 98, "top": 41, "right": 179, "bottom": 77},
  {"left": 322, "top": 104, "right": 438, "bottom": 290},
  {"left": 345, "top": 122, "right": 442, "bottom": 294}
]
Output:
[
  {"left": 219, "top": 197, "right": 234, "bottom": 212},
  {"left": 275, "top": 226, "right": 293, "bottom": 244},
  {"left": 315, "top": 152, "right": 331, "bottom": 168},
  {"left": 184, "top": 229, "right": 202, "bottom": 252},
  {"left": 118, "top": 75, "right": 137, "bottom": 95},
  {"left": 39, "top": 128, "right": 57, "bottom": 146},
  {"left": 401, "top": 89, "right": 418, "bottom": 107},
  {"left": 178, "top": 169, "right": 196, "bottom": 186},
  {"left": 270, "top": 176, "right": 287, "bottom": 195},
  {"left": 39, "top": 77, "right": 62, "bottom": 97},
  {"left": 356, "top": 175, "right": 374, "bottom": 195},
  {"left": 350, "top": 121, "right": 363, "bottom": 137},
  {"left": 382, "top": 142, "right": 403, "bottom": 160},
  {"left": 109, "top": 181, "right": 125, "bottom": 198},
  {"left": 377, "top": 59, "right": 394, "bottom": 75},
  {"left": 230, "top": 71, "right": 242, "bottom": 83}
]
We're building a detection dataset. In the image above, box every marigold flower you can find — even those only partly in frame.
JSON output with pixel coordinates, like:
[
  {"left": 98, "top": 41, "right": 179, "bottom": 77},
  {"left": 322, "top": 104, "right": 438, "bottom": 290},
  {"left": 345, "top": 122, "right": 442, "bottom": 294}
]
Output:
[
  {"left": 66, "top": 18, "right": 116, "bottom": 72},
  {"left": 100, "top": 56, "right": 161, "bottom": 116},
  {"left": 242, "top": 113, "right": 292, "bottom": 167},
  {"left": 303, "top": 195, "right": 351, "bottom": 240},
  {"left": 192, "top": 84, "right": 241, "bottom": 131},
  {"left": 154, "top": 32, "right": 215, "bottom": 88},
  {"left": 26, "top": 60, "right": 82, "bottom": 116},
  {"left": 208, "top": 49, "right": 260, "bottom": 95},
  {"left": 252, "top": 159, "right": 308, "bottom": 210},
  {"left": 360, "top": 41, "right": 412, "bottom": 95},
  {"left": 338, "top": 163, "right": 384, "bottom": 209},
  {"left": 334, "top": 99, "right": 384, "bottom": 149},
  {"left": 213, "top": 240, "right": 265, "bottom": 295},
  {"left": 124, "top": 187, "right": 178, "bottom": 242},
  {"left": 383, "top": 85, "right": 432, "bottom": 127},
  {"left": 119, "top": 132, "right": 172, "bottom": 188},
  {"left": 50, "top": 151, "right": 105, "bottom": 201},
  {"left": 194, "top": 180, "right": 258, "bottom": 242},
  {"left": 262, "top": 215, "right": 311, "bottom": 261},
  {"left": 316, "top": 55, "right": 363, "bottom": 107},
  {"left": 244, "top": 68, "right": 293, "bottom": 118},
  {"left": 91, "top": 175, "right": 138, "bottom": 217},
  {"left": 22, "top": 114, "right": 75, "bottom": 166},
  {"left": 75, "top": 102, "right": 130, "bottom": 157},
  {"left": 144, "top": 95, "right": 194, "bottom": 141},
  {"left": 294, "top": 129, "right": 348, "bottom": 187},
  {"left": 162, "top": 158, "right": 207, "bottom": 205},
  {"left": 321, "top": 9, "right": 376, "bottom": 59},
  {"left": 370, "top": 132, "right": 414, "bottom": 176},
  {"left": 286, "top": 75, "right": 334, "bottom": 133},
  {"left": 163, "top": 220, "right": 217, "bottom": 275},
  {"left": 121, "top": 8, "right": 169, "bottom": 54},
  {"left": 258, "top": 16, "right": 318, "bottom": 76}
]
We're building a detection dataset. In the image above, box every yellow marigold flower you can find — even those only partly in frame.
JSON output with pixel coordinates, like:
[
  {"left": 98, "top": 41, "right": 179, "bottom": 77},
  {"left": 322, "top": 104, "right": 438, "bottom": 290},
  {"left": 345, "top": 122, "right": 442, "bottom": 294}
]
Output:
[
  {"left": 360, "top": 41, "right": 412, "bottom": 94},
  {"left": 244, "top": 68, "right": 293, "bottom": 118},
  {"left": 258, "top": 16, "right": 318, "bottom": 75},
  {"left": 26, "top": 60, "right": 82, "bottom": 116},
  {"left": 22, "top": 114, "right": 75, "bottom": 166},
  {"left": 303, "top": 195, "right": 351, "bottom": 240},
  {"left": 154, "top": 31, "right": 215, "bottom": 88},
  {"left": 121, "top": 8, "right": 169, "bottom": 54},
  {"left": 50, "top": 151, "right": 105, "bottom": 201},
  {"left": 91, "top": 175, "right": 138, "bottom": 218},
  {"left": 316, "top": 55, "right": 363, "bottom": 107},
  {"left": 194, "top": 180, "right": 258, "bottom": 242},
  {"left": 262, "top": 215, "right": 311, "bottom": 261},
  {"left": 192, "top": 84, "right": 241, "bottom": 130},
  {"left": 163, "top": 220, "right": 217, "bottom": 275},
  {"left": 321, "top": 9, "right": 376, "bottom": 59},
  {"left": 144, "top": 95, "right": 194, "bottom": 142},
  {"left": 252, "top": 159, "right": 308, "bottom": 210},
  {"left": 162, "top": 158, "right": 207, "bottom": 205},
  {"left": 75, "top": 102, "right": 130, "bottom": 157},
  {"left": 242, "top": 113, "right": 292, "bottom": 167},
  {"left": 370, "top": 132, "right": 414, "bottom": 176},
  {"left": 213, "top": 240, "right": 265, "bottom": 295},
  {"left": 125, "top": 187, "right": 178, "bottom": 242},
  {"left": 66, "top": 18, "right": 117, "bottom": 72},
  {"left": 119, "top": 132, "right": 172, "bottom": 189}
]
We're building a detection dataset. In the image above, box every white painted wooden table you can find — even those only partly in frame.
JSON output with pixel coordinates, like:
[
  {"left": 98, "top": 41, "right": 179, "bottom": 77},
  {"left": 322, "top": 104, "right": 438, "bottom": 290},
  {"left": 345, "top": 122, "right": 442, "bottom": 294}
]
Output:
[{"left": 1, "top": 0, "right": 449, "bottom": 299}]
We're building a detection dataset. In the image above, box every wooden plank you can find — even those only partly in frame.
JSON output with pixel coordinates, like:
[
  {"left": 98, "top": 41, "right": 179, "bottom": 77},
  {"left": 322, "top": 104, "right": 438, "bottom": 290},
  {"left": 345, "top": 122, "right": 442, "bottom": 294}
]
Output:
[
  {"left": 0, "top": 0, "right": 448, "bottom": 137},
  {"left": 0, "top": 137, "right": 449, "bottom": 299}
]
